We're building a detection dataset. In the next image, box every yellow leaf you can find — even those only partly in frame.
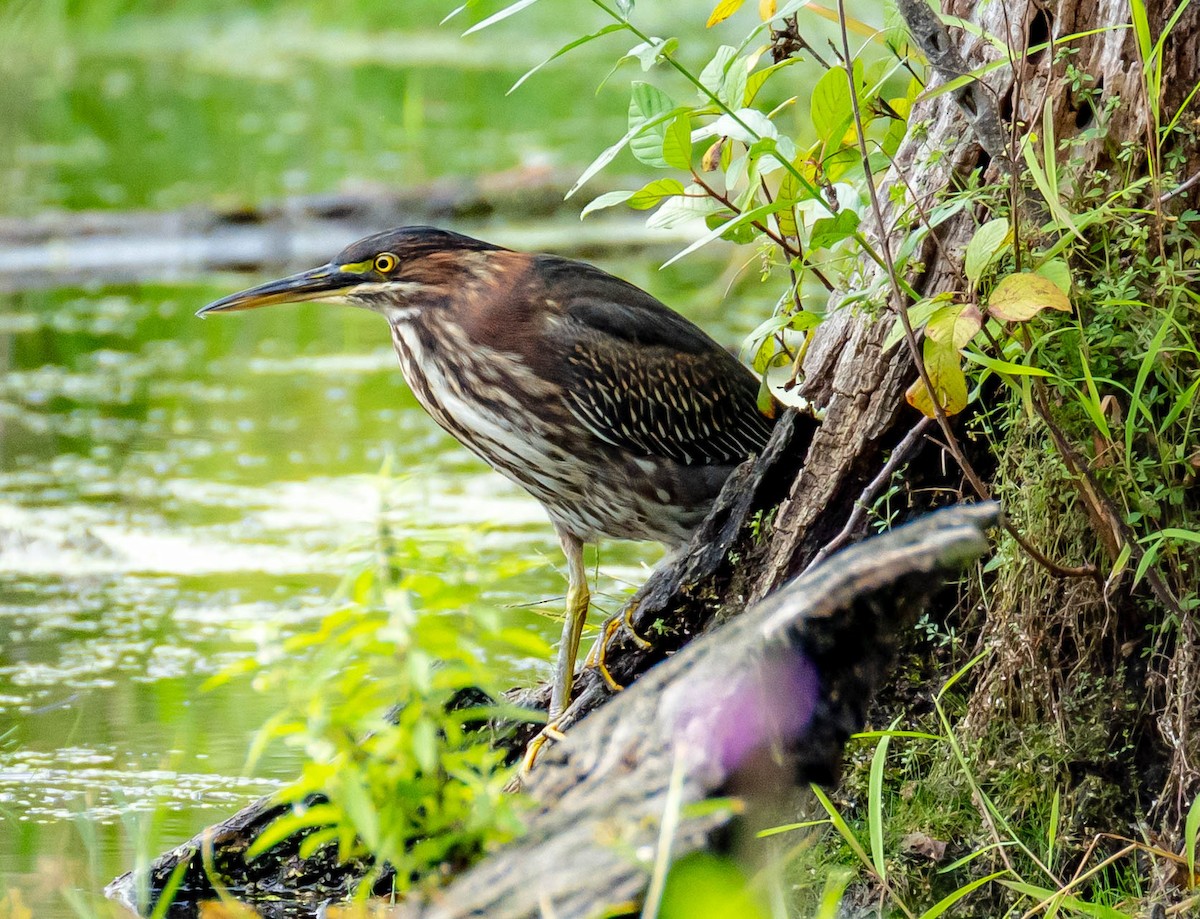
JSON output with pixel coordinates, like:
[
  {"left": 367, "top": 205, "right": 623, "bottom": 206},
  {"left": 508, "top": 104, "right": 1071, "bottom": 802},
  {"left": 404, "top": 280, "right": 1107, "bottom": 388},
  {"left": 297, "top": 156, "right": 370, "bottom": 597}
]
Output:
[
  {"left": 988, "top": 271, "right": 1072, "bottom": 322},
  {"left": 804, "top": 4, "right": 879, "bottom": 39},
  {"left": 925, "top": 303, "right": 982, "bottom": 350},
  {"left": 906, "top": 341, "right": 969, "bottom": 418},
  {"left": 759, "top": 0, "right": 777, "bottom": 18},
  {"left": 707, "top": 0, "right": 746, "bottom": 27},
  {"left": 1, "top": 890, "right": 33, "bottom": 919}
]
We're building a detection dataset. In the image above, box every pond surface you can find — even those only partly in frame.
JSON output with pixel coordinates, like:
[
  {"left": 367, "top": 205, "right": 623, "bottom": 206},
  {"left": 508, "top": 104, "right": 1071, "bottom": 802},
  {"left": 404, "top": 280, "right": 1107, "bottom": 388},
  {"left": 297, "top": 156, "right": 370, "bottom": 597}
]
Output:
[{"left": 0, "top": 5, "right": 778, "bottom": 915}]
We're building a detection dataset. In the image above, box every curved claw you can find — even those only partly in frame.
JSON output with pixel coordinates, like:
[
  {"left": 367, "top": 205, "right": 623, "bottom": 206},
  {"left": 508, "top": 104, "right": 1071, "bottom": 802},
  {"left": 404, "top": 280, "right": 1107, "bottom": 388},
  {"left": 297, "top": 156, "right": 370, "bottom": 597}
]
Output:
[
  {"left": 521, "top": 722, "right": 569, "bottom": 775},
  {"left": 584, "top": 600, "right": 653, "bottom": 693}
]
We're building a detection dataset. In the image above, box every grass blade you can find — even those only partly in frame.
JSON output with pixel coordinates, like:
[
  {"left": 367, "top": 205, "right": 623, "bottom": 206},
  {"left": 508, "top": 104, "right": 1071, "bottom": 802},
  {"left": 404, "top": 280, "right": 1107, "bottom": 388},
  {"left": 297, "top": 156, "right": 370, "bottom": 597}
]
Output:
[
  {"left": 1185, "top": 793, "right": 1200, "bottom": 883},
  {"left": 918, "top": 870, "right": 1005, "bottom": 919},
  {"left": 868, "top": 726, "right": 896, "bottom": 881}
]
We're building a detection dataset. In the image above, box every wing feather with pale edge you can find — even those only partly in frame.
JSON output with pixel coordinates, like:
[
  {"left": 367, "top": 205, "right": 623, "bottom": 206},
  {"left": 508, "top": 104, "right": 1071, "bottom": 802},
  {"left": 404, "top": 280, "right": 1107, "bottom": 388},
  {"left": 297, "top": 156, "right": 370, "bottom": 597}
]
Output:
[{"left": 536, "top": 257, "right": 774, "bottom": 466}]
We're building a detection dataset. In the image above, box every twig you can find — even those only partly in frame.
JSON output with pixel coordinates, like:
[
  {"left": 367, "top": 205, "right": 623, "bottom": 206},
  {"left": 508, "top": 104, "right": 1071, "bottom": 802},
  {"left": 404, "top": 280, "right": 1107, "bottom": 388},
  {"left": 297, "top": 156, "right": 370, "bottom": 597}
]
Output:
[
  {"left": 805, "top": 417, "right": 935, "bottom": 571},
  {"left": 1160, "top": 169, "right": 1200, "bottom": 203},
  {"left": 692, "top": 172, "right": 836, "bottom": 292}
]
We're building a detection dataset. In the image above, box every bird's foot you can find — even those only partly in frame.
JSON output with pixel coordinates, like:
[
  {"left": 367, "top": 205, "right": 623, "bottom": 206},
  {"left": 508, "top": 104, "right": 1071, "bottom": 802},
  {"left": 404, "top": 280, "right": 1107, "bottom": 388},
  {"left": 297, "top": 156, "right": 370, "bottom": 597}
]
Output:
[
  {"left": 520, "top": 720, "right": 569, "bottom": 776},
  {"left": 584, "top": 600, "right": 652, "bottom": 692}
]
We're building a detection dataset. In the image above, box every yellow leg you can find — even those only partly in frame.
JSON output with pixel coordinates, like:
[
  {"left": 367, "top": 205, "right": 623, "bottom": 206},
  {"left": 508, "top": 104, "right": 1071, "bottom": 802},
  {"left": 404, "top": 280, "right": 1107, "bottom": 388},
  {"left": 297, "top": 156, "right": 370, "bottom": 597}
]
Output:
[{"left": 549, "top": 530, "right": 588, "bottom": 721}]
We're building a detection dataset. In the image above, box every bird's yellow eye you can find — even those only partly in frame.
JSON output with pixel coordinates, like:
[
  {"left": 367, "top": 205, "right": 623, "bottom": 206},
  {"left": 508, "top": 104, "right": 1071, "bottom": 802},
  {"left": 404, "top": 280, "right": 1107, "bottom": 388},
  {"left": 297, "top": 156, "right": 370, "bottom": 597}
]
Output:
[{"left": 373, "top": 253, "right": 398, "bottom": 273}]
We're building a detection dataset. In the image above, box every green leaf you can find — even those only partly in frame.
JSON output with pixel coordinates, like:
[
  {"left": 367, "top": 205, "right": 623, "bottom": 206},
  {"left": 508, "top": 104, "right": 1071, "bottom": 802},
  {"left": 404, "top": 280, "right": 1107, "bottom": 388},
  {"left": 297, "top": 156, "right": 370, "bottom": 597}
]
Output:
[
  {"left": 756, "top": 818, "right": 831, "bottom": 838},
  {"left": 810, "top": 60, "right": 866, "bottom": 149},
  {"left": 774, "top": 169, "right": 802, "bottom": 238},
  {"left": 629, "top": 178, "right": 687, "bottom": 210},
  {"left": 999, "top": 881, "right": 1129, "bottom": 919},
  {"left": 808, "top": 209, "right": 861, "bottom": 251},
  {"left": 883, "top": 294, "right": 953, "bottom": 352},
  {"left": 722, "top": 56, "right": 748, "bottom": 109},
  {"left": 918, "top": 872, "right": 1006, "bottom": 919},
  {"left": 987, "top": 272, "right": 1072, "bottom": 322},
  {"left": 811, "top": 784, "right": 872, "bottom": 869},
  {"left": 1034, "top": 257, "right": 1072, "bottom": 294},
  {"left": 629, "top": 82, "right": 676, "bottom": 167},
  {"left": 745, "top": 57, "right": 801, "bottom": 105},
  {"left": 568, "top": 104, "right": 684, "bottom": 197},
  {"left": 412, "top": 716, "right": 438, "bottom": 773},
  {"left": 961, "top": 349, "right": 1055, "bottom": 378},
  {"left": 1185, "top": 791, "right": 1200, "bottom": 884},
  {"left": 868, "top": 729, "right": 892, "bottom": 880},
  {"left": 963, "top": 218, "right": 1010, "bottom": 288},
  {"left": 709, "top": 108, "right": 777, "bottom": 144},
  {"left": 630, "top": 81, "right": 674, "bottom": 126},
  {"left": 508, "top": 23, "right": 625, "bottom": 94},
  {"left": 1152, "top": 527, "right": 1200, "bottom": 545},
  {"left": 698, "top": 45, "right": 738, "bottom": 101},
  {"left": 338, "top": 771, "right": 380, "bottom": 850},
  {"left": 462, "top": 0, "right": 540, "bottom": 35},
  {"left": 662, "top": 199, "right": 788, "bottom": 266},
  {"left": 580, "top": 189, "right": 635, "bottom": 218},
  {"left": 646, "top": 183, "right": 723, "bottom": 230},
  {"left": 247, "top": 804, "right": 340, "bottom": 859},
  {"left": 662, "top": 113, "right": 693, "bottom": 170},
  {"left": 810, "top": 66, "right": 853, "bottom": 146},
  {"left": 620, "top": 36, "right": 679, "bottom": 71}
]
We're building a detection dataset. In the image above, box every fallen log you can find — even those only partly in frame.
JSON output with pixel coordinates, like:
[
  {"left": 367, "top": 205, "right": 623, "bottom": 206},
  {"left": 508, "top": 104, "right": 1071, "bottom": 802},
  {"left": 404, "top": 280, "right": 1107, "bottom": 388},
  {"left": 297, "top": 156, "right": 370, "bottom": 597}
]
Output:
[
  {"left": 0, "top": 168, "right": 691, "bottom": 293},
  {"left": 106, "top": 502, "right": 998, "bottom": 918}
]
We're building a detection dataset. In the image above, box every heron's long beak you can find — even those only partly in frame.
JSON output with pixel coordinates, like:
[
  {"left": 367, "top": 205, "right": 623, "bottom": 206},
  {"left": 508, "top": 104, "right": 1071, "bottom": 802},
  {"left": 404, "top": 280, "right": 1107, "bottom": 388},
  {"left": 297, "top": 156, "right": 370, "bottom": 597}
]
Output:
[{"left": 196, "top": 265, "right": 358, "bottom": 317}]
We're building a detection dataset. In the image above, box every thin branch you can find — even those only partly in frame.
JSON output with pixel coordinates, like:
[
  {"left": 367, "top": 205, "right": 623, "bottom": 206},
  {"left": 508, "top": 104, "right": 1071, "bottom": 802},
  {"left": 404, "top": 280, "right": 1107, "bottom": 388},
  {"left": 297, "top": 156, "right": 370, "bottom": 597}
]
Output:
[
  {"left": 1160, "top": 169, "right": 1200, "bottom": 203},
  {"left": 692, "top": 172, "right": 837, "bottom": 292},
  {"left": 805, "top": 417, "right": 935, "bottom": 571}
]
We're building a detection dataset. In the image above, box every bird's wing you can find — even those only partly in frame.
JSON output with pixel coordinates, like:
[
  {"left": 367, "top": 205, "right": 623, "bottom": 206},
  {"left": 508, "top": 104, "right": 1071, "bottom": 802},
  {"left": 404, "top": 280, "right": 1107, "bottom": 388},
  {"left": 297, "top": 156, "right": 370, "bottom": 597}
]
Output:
[{"left": 542, "top": 260, "right": 775, "bottom": 466}]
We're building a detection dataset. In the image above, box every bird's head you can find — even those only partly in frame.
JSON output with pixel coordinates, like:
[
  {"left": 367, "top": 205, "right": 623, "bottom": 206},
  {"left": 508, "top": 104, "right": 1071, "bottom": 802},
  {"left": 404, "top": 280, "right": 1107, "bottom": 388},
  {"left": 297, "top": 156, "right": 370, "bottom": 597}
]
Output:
[{"left": 197, "top": 226, "right": 506, "bottom": 319}]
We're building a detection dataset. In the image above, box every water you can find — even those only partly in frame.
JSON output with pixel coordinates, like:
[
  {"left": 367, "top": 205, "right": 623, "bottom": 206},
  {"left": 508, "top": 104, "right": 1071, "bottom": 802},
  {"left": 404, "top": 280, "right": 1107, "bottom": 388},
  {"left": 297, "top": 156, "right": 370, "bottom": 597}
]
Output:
[{"left": 0, "top": 5, "right": 782, "bottom": 914}]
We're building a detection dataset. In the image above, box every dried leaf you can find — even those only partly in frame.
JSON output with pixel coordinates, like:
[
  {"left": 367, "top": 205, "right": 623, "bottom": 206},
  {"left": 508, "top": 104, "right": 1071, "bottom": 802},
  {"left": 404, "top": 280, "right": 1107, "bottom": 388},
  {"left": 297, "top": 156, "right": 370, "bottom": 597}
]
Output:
[
  {"left": 901, "top": 832, "right": 948, "bottom": 862},
  {"left": 988, "top": 272, "right": 1072, "bottom": 322},
  {"left": 701, "top": 138, "right": 725, "bottom": 172}
]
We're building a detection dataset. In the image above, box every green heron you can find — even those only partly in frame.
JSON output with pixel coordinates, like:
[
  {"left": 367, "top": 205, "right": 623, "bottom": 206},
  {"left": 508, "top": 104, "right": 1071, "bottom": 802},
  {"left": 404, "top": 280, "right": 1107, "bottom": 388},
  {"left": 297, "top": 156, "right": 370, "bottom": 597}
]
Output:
[{"left": 199, "top": 226, "right": 781, "bottom": 722}]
